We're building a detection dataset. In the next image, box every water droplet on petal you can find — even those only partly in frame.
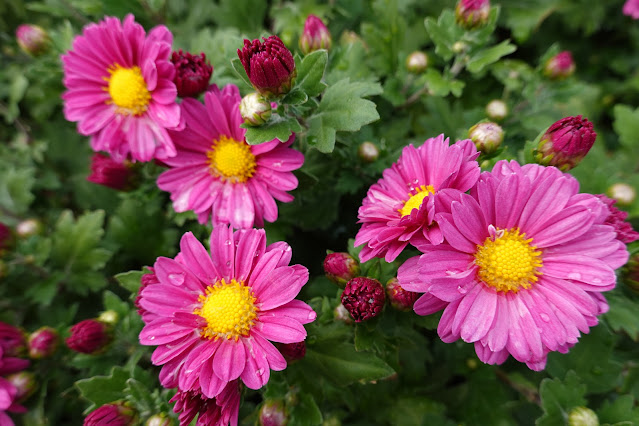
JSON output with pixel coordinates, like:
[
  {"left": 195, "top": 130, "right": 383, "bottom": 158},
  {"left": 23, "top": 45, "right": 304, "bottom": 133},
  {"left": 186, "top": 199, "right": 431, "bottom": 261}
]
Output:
[
  {"left": 457, "top": 285, "right": 467, "bottom": 294},
  {"left": 168, "top": 273, "right": 185, "bottom": 286},
  {"left": 591, "top": 278, "right": 602, "bottom": 284},
  {"left": 567, "top": 272, "right": 581, "bottom": 280},
  {"left": 256, "top": 368, "right": 264, "bottom": 376},
  {"left": 149, "top": 336, "right": 155, "bottom": 340},
  {"left": 226, "top": 261, "right": 231, "bottom": 267},
  {"left": 225, "top": 239, "right": 232, "bottom": 246}
]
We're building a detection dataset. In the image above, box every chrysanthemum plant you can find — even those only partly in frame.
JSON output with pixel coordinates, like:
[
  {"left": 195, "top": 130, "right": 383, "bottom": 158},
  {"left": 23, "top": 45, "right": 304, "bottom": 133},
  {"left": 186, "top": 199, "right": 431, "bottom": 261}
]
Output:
[{"left": 1, "top": 1, "right": 639, "bottom": 425}]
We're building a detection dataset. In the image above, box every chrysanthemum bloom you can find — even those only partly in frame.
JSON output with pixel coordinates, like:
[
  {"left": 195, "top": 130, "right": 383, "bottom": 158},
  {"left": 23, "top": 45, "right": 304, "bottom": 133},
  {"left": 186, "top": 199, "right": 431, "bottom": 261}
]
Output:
[
  {"left": 595, "top": 195, "right": 639, "bottom": 244},
  {"left": 157, "top": 84, "right": 304, "bottom": 229},
  {"left": 138, "top": 226, "right": 315, "bottom": 397},
  {"left": 624, "top": 0, "right": 639, "bottom": 19},
  {"left": 171, "top": 50, "right": 213, "bottom": 98},
  {"left": 0, "top": 323, "right": 25, "bottom": 357},
  {"left": 455, "top": 0, "right": 491, "bottom": 29},
  {"left": 341, "top": 277, "right": 385, "bottom": 322},
  {"left": 398, "top": 160, "right": 629, "bottom": 370},
  {"left": 61, "top": 14, "right": 181, "bottom": 163},
  {"left": 299, "top": 15, "right": 332, "bottom": 55},
  {"left": 543, "top": 51, "right": 575, "bottom": 80},
  {"left": 355, "top": 135, "right": 480, "bottom": 262},
  {"left": 534, "top": 115, "right": 596, "bottom": 171},
  {"left": 65, "top": 319, "right": 112, "bottom": 354},
  {"left": 87, "top": 153, "right": 136, "bottom": 190},
  {"left": 16, "top": 24, "right": 50, "bottom": 56},
  {"left": 171, "top": 381, "right": 240, "bottom": 426},
  {"left": 27, "top": 327, "right": 58, "bottom": 359},
  {"left": 83, "top": 402, "right": 136, "bottom": 426},
  {"left": 238, "top": 36, "right": 296, "bottom": 98}
]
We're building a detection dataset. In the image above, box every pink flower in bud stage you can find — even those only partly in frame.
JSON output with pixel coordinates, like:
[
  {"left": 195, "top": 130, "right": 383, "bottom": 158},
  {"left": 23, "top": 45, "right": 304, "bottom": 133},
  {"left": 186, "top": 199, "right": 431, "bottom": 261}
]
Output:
[
  {"left": 61, "top": 14, "right": 182, "bottom": 163},
  {"left": 27, "top": 327, "right": 58, "bottom": 359},
  {"left": 595, "top": 195, "right": 639, "bottom": 244},
  {"left": 16, "top": 24, "right": 50, "bottom": 56},
  {"left": 534, "top": 115, "right": 596, "bottom": 171},
  {"left": 276, "top": 341, "right": 306, "bottom": 362},
  {"left": 0, "top": 323, "right": 25, "bottom": 357},
  {"left": 238, "top": 36, "right": 296, "bottom": 98},
  {"left": 544, "top": 51, "right": 575, "bottom": 80},
  {"left": 323, "top": 252, "right": 360, "bottom": 286},
  {"left": 6, "top": 372, "right": 36, "bottom": 403},
  {"left": 171, "top": 381, "right": 240, "bottom": 426},
  {"left": 138, "top": 226, "right": 316, "bottom": 398},
  {"left": 171, "top": 50, "right": 213, "bottom": 98},
  {"left": 65, "top": 319, "right": 112, "bottom": 354},
  {"left": 87, "top": 153, "right": 135, "bottom": 190},
  {"left": 398, "top": 160, "right": 629, "bottom": 371},
  {"left": 624, "top": 0, "right": 639, "bottom": 19},
  {"left": 0, "top": 346, "right": 29, "bottom": 426},
  {"left": 259, "top": 399, "right": 287, "bottom": 426},
  {"left": 386, "top": 278, "right": 419, "bottom": 312},
  {"left": 455, "top": 0, "right": 491, "bottom": 29},
  {"left": 299, "top": 15, "right": 332, "bottom": 54},
  {"left": 83, "top": 403, "right": 136, "bottom": 426},
  {"left": 341, "top": 277, "right": 385, "bottom": 322}
]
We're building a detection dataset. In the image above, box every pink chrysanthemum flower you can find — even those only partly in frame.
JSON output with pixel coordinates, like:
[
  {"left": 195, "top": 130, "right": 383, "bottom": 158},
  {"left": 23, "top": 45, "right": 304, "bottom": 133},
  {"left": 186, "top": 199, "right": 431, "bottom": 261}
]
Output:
[
  {"left": 157, "top": 84, "right": 304, "bottom": 229},
  {"left": 595, "top": 194, "right": 639, "bottom": 244},
  {"left": 138, "top": 226, "right": 315, "bottom": 397},
  {"left": 624, "top": 0, "right": 639, "bottom": 19},
  {"left": 355, "top": 135, "right": 480, "bottom": 262},
  {"left": 171, "top": 381, "right": 240, "bottom": 426},
  {"left": 61, "top": 14, "right": 181, "bottom": 163},
  {"left": 0, "top": 346, "right": 29, "bottom": 426},
  {"left": 398, "top": 160, "right": 629, "bottom": 370}
]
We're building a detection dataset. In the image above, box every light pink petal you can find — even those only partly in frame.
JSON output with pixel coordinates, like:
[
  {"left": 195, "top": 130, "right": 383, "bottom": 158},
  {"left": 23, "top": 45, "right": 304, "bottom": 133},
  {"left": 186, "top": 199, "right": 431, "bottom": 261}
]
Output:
[
  {"left": 542, "top": 255, "right": 616, "bottom": 288},
  {"left": 254, "top": 266, "right": 309, "bottom": 311},
  {"left": 262, "top": 300, "right": 317, "bottom": 325},
  {"left": 153, "top": 256, "right": 204, "bottom": 292},
  {"left": 531, "top": 205, "right": 595, "bottom": 247},
  {"left": 460, "top": 288, "right": 498, "bottom": 342}
]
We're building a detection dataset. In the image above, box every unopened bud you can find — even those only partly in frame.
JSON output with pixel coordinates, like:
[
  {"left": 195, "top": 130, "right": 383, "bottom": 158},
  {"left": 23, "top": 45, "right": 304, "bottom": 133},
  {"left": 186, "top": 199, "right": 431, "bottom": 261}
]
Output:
[
  {"left": 146, "top": 413, "right": 173, "bottom": 426},
  {"left": 299, "top": 15, "right": 332, "bottom": 55},
  {"left": 240, "top": 92, "right": 272, "bottom": 126},
  {"left": 543, "top": 51, "right": 575, "bottom": 80},
  {"left": 0, "top": 322, "right": 26, "bottom": 356},
  {"left": 534, "top": 115, "right": 596, "bottom": 171},
  {"left": 28, "top": 326, "right": 59, "bottom": 359},
  {"left": 607, "top": 183, "right": 636, "bottom": 206},
  {"left": 334, "top": 303, "right": 353, "bottom": 324},
  {"left": 323, "top": 252, "right": 360, "bottom": 287},
  {"left": 171, "top": 50, "right": 213, "bottom": 98},
  {"left": 358, "top": 142, "right": 379, "bottom": 163},
  {"left": 341, "top": 277, "right": 385, "bottom": 322},
  {"left": 84, "top": 402, "right": 136, "bottom": 426},
  {"left": 385, "top": 278, "right": 419, "bottom": 311},
  {"left": 0, "top": 222, "right": 13, "bottom": 253},
  {"left": 277, "top": 341, "right": 306, "bottom": 363},
  {"left": 567, "top": 407, "right": 599, "bottom": 426},
  {"left": 87, "top": 153, "right": 136, "bottom": 191},
  {"left": 469, "top": 121, "right": 503, "bottom": 155},
  {"left": 455, "top": 0, "right": 491, "bottom": 29},
  {"left": 66, "top": 319, "right": 112, "bottom": 355},
  {"left": 16, "top": 24, "right": 50, "bottom": 56},
  {"left": 406, "top": 51, "right": 428, "bottom": 74},
  {"left": 6, "top": 371, "right": 37, "bottom": 402},
  {"left": 485, "top": 99, "right": 508, "bottom": 121},
  {"left": 452, "top": 41, "right": 468, "bottom": 54},
  {"left": 595, "top": 195, "right": 639, "bottom": 244},
  {"left": 16, "top": 219, "right": 42, "bottom": 238},
  {"left": 238, "top": 35, "right": 296, "bottom": 98},
  {"left": 259, "top": 399, "right": 288, "bottom": 426}
]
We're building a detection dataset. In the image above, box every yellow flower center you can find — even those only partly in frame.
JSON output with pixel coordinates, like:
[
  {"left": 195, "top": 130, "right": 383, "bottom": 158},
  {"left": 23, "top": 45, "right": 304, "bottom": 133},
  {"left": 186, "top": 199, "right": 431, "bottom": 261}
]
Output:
[
  {"left": 106, "top": 64, "right": 151, "bottom": 115},
  {"left": 399, "top": 185, "right": 435, "bottom": 217},
  {"left": 206, "top": 136, "right": 257, "bottom": 183},
  {"left": 474, "top": 228, "right": 543, "bottom": 293},
  {"left": 193, "top": 279, "right": 258, "bottom": 341}
]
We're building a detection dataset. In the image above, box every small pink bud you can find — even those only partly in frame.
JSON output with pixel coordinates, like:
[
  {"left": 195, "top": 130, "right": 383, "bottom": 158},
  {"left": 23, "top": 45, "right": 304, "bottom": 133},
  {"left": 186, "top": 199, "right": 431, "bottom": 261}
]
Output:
[
  {"left": 0, "top": 322, "right": 26, "bottom": 357},
  {"left": 28, "top": 326, "right": 59, "bottom": 359},
  {"left": 485, "top": 99, "right": 508, "bottom": 121},
  {"left": 455, "top": 0, "right": 491, "bottom": 29},
  {"left": 386, "top": 278, "right": 419, "bottom": 312},
  {"left": 259, "top": 399, "right": 288, "bottom": 426},
  {"left": 469, "top": 121, "right": 503, "bottom": 155},
  {"left": 84, "top": 402, "right": 136, "bottom": 426},
  {"left": 87, "top": 153, "right": 136, "bottom": 191},
  {"left": 358, "top": 142, "right": 379, "bottom": 163},
  {"left": 15, "top": 219, "right": 42, "bottom": 238},
  {"left": 406, "top": 51, "right": 428, "bottom": 74},
  {"left": 607, "top": 183, "right": 636, "bottom": 206},
  {"left": 66, "top": 319, "right": 112, "bottom": 355},
  {"left": 534, "top": 115, "right": 596, "bottom": 171},
  {"left": 277, "top": 341, "right": 306, "bottom": 362},
  {"left": 6, "top": 371, "right": 37, "bottom": 402},
  {"left": 240, "top": 92, "right": 272, "bottom": 126},
  {"left": 299, "top": 15, "right": 332, "bottom": 55},
  {"left": 171, "top": 50, "right": 213, "bottom": 98},
  {"left": 341, "top": 277, "right": 385, "bottom": 322},
  {"left": 16, "top": 24, "right": 50, "bottom": 56},
  {"left": 543, "top": 51, "right": 575, "bottom": 80},
  {"left": 323, "top": 252, "right": 360, "bottom": 287},
  {"left": 238, "top": 36, "right": 296, "bottom": 98}
]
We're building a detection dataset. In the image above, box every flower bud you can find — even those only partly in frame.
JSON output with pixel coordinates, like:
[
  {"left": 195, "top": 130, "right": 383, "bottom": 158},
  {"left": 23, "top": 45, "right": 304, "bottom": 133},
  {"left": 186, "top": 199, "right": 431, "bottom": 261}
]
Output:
[
  {"left": 595, "top": 194, "right": 639, "bottom": 244},
  {"left": 469, "top": 121, "right": 503, "bottom": 155},
  {"left": 259, "top": 399, "right": 288, "bottom": 426},
  {"left": 299, "top": 15, "right": 332, "bottom": 55},
  {"left": 277, "top": 341, "right": 306, "bottom": 363},
  {"left": 0, "top": 222, "right": 13, "bottom": 253},
  {"left": 323, "top": 252, "right": 360, "bottom": 287},
  {"left": 534, "top": 115, "right": 596, "bottom": 171},
  {"left": 28, "top": 326, "right": 59, "bottom": 359},
  {"left": 385, "top": 278, "right": 419, "bottom": 311},
  {"left": 84, "top": 402, "right": 136, "bottom": 426},
  {"left": 6, "top": 371, "right": 37, "bottom": 402},
  {"left": 568, "top": 407, "right": 599, "bottom": 426},
  {"left": 0, "top": 322, "right": 26, "bottom": 356},
  {"left": 358, "top": 142, "right": 379, "bottom": 163},
  {"left": 145, "top": 413, "right": 173, "bottom": 426},
  {"left": 607, "top": 183, "right": 636, "bottom": 206},
  {"left": 455, "top": 0, "right": 491, "bottom": 29},
  {"left": 65, "top": 319, "right": 112, "bottom": 355},
  {"left": 238, "top": 35, "right": 296, "bottom": 98},
  {"left": 16, "top": 24, "right": 50, "bottom": 56},
  {"left": 543, "top": 51, "right": 575, "bottom": 80},
  {"left": 98, "top": 310, "right": 119, "bottom": 326},
  {"left": 333, "top": 303, "right": 353, "bottom": 324},
  {"left": 16, "top": 219, "right": 42, "bottom": 238},
  {"left": 171, "top": 50, "right": 213, "bottom": 98},
  {"left": 87, "top": 153, "right": 136, "bottom": 191},
  {"left": 240, "top": 92, "right": 272, "bottom": 126},
  {"left": 485, "top": 99, "right": 508, "bottom": 121},
  {"left": 341, "top": 277, "right": 385, "bottom": 322},
  {"left": 405, "top": 51, "right": 428, "bottom": 74}
]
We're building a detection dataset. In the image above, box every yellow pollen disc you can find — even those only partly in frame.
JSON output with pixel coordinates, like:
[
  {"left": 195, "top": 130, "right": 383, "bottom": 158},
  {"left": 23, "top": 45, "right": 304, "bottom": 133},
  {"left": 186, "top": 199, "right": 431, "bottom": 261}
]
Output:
[
  {"left": 399, "top": 185, "right": 435, "bottom": 217},
  {"left": 193, "top": 279, "right": 258, "bottom": 341},
  {"left": 105, "top": 65, "right": 151, "bottom": 115},
  {"left": 474, "top": 228, "right": 543, "bottom": 293},
  {"left": 206, "top": 136, "right": 257, "bottom": 183}
]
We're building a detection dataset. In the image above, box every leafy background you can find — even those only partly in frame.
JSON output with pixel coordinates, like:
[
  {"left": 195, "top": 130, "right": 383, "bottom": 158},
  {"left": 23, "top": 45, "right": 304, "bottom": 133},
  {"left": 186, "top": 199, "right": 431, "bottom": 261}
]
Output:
[{"left": 1, "top": 0, "right": 639, "bottom": 424}]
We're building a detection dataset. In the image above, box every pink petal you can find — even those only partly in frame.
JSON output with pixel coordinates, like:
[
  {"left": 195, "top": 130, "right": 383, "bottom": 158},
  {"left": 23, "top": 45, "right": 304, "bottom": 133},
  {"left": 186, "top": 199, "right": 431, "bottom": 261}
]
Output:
[
  {"left": 258, "top": 316, "right": 307, "bottom": 344},
  {"left": 213, "top": 340, "right": 246, "bottom": 382}
]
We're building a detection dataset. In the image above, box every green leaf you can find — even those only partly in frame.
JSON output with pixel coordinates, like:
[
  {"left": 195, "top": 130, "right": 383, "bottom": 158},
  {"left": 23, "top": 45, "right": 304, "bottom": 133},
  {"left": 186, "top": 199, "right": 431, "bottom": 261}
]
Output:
[
  {"left": 75, "top": 367, "right": 130, "bottom": 412},
  {"left": 466, "top": 40, "right": 517, "bottom": 74},
  {"left": 424, "top": 10, "right": 461, "bottom": 61},
  {"left": 306, "top": 79, "right": 382, "bottom": 153},
  {"left": 305, "top": 342, "right": 395, "bottom": 385},
  {"left": 537, "top": 371, "right": 586, "bottom": 426},
  {"left": 115, "top": 270, "right": 145, "bottom": 294},
  {"left": 605, "top": 291, "right": 639, "bottom": 341},
  {"left": 613, "top": 104, "right": 639, "bottom": 151},
  {"left": 424, "top": 69, "right": 466, "bottom": 98},
  {"left": 0, "top": 166, "right": 35, "bottom": 216},
  {"left": 242, "top": 115, "right": 302, "bottom": 144},
  {"left": 231, "top": 57, "right": 253, "bottom": 90},
  {"left": 103, "top": 291, "right": 129, "bottom": 319},
  {"left": 296, "top": 49, "right": 328, "bottom": 98},
  {"left": 124, "top": 378, "right": 155, "bottom": 417},
  {"left": 597, "top": 395, "right": 639, "bottom": 425},
  {"left": 290, "top": 393, "right": 323, "bottom": 426},
  {"left": 281, "top": 88, "right": 309, "bottom": 105}
]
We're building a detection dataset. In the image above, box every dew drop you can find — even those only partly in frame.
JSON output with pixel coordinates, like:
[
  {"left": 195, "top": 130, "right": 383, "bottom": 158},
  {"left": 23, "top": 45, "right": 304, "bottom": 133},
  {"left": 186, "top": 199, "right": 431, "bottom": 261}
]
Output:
[
  {"left": 254, "top": 250, "right": 260, "bottom": 257},
  {"left": 168, "top": 273, "right": 185, "bottom": 286},
  {"left": 540, "top": 313, "right": 550, "bottom": 323},
  {"left": 224, "top": 239, "right": 232, "bottom": 246},
  {"left": 272, "top": 161, "right": 282, "bottom": 168},
  {"left": 567, "top": 272, "right": 581, "bottom": 280},
  {"left": 256, "top": 368, "right": 264, "bottom": 376},
  {"left": 149, "top": 336, "right": 155, "bottom": 340},
  {"left": 457, "top": 285, "right": 467, "bottom": 294},
  {"left": 591, "top": 278, "right": 602, "bottom": 284},
  {"left": 226, "top": 261, "right": 231, "bottom": 267}
]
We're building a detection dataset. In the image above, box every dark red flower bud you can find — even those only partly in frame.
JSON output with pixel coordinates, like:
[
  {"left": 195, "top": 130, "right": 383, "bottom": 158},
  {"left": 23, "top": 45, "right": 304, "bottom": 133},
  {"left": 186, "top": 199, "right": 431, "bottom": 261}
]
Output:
[
  {"left": 534, "top": 115, "right": 596, "bottom": 171},
  {"left": 16, "top": 24, "right": 50, "bottom": 56},
  {"left": 341, "top": 277, "right": 385, "bottom": 322},
  {"left": 385, "top": 278, "right": 419, "bottom": 312},
  {"left": 87, "top": 153, "right": 136, "bottom": 191},
  {"left": 0, "top": 222, "right": 13, "bottom": 253},
  {"left": 323, "top": 252, "right": 360, "bottom": 287},
  {"left": 6, "top": 371, "right": 36, "bottom": 402},
  {"left": 277, "top": 341, "right": 306, "bottom": 362},
  {"left": 238, "top": 36, "right": 296, "bottom": 98},
  {"left": 171, "top": 50, "right": 213, "bottom": 98},
  {"left": 455, "top": 0, "right": 491, "bottom": 29},
  {"left": 28, "top": 326, "right": 58, "bottom": 359},
  {"left": 83, "top": 402, "right": 136, "bottom": 426},
  {"left": 259, "top": 399, "right": 288, "bottom": 426},
  {"left": 0, "top": 322, "right": 26, "bottom": 357},
  {"left": 299, "top": 15, "right": 332, "bottom": 55},
  {"left": 65, "top": 319, "right": 111, "bottom": 354},
  {"left": 544, "top": 51, "right": 575, "bottom": 80},
  {"left": 595, "top": 195, "right": 639, "bottom": 244}
]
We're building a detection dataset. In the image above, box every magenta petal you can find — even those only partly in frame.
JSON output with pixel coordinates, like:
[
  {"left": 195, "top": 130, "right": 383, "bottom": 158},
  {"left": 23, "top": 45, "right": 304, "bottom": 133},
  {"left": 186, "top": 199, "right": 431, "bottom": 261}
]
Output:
[
  {"left": 258, "top": 316, "right": 307, "bottom": 344},
  {"left": 262, "top": 300, "right": 317, "bottom": 325},
  {"left": 460, "top": 288, "right": 498, "bottom": 342},
  {"left": 179, "top": 232, "right": 220, "bottom": 283},
  {"left": 213, "top": 340, "right": 246, "bottom": 382},
  {"left": 413, "top": 293, "right": 448, "bottom": 316},
  {"left": 251, "top": 332, "right": 287, "bottom": 371},
  {"left": 240, "top": 342, "right": 270, "bottom": 390},
  {"left": 531, "top": 205, "right": 595, "bottom": 247},
  {"left": 234, "top": 228, "right": 266, "bottom": 282},
  {"left": 200, "top": 356, "right": 227, "bottom": 398},
  {"left": 542, "top": 255, "right": 615, "bottom": 287}
]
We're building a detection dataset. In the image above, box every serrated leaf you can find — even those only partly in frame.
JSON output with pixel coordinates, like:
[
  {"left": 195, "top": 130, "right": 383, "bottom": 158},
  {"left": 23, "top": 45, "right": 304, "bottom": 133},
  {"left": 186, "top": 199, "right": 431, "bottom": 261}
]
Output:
[
  {"left": 598, "top": 395, "right": 639, "bottom": 425},
  {"left": 424, "top": 10, "right": 461, "bottom": 61},
  {"left": 281, "top": 88, "right": 308, "bottom": 105},
  {"left": 536, "top": 371, "right": 586, "bottom": 426},
  {"left": 231, "top": 57, "right": 253, "bottom": 90},
  {"left": 466, "top": 40, "right": 517, "bottom": 73},
  {"left": 296, "top": 49, "right": 328, "bottom": 98},
  {"left": 242, "top": 115, "right": 302, "bottom": 144},
  {"left": 0, "top": 166, "right": 35, "bottom": 215},
  {"left": 103, "top": 291, "right": 129, "bottom": 319},
  {"left": 424, "top": 69, "right": 465, "bottom": 98},
  {"left": 605, "top": 292, "right": 639, "bottom": 341},
  {"left": 75, "top": 367, "right": 130, "bottom": 412},
  {"left": 124, "top": 378, "right": 155, "bottom": 417},
  {"left": 115, "top": 270, "right": 145, "bottom": 294},
  {"left": 613, "top": 104, "right": 639, "bottom": 151},
  {"left": 290, "top": 393, "right": 323, "bottom": 426}
]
